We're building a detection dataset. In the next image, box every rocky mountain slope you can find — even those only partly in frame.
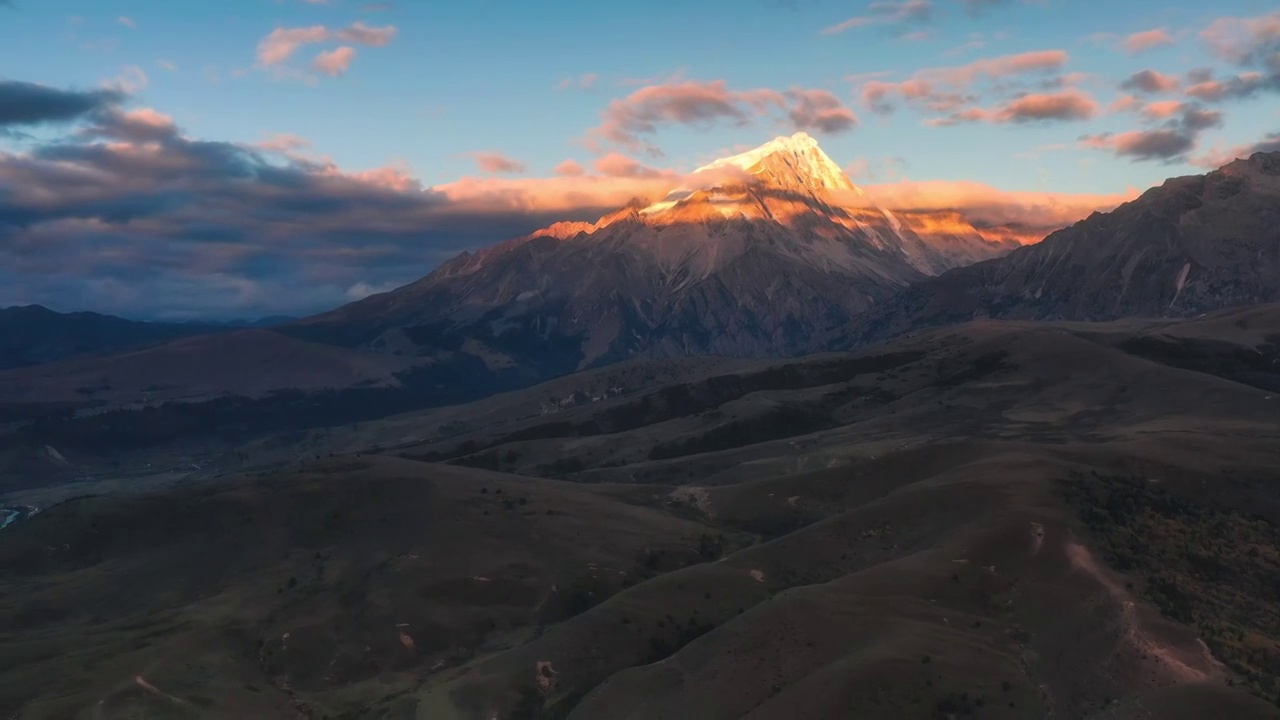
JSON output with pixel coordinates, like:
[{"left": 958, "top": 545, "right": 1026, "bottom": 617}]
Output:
[
  {"left": 290, "top": 133, "right": 1015, "bottom": 368},
  {"left": 849, "top": 152, "right": 1280, "bottom": 344}
]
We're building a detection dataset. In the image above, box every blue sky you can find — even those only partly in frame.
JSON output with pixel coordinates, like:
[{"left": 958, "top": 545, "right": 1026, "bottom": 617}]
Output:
[{"left": 1, "top": 0, "right": 1279, "bottom": 318}]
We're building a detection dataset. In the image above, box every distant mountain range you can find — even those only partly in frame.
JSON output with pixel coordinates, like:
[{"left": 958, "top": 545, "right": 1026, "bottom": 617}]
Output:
[
  {"left": 0, "top": 305, "right": 295, "bottom": 370},
  {"left": 5, "top": 139, "right": 1280, "bottom": 433}
]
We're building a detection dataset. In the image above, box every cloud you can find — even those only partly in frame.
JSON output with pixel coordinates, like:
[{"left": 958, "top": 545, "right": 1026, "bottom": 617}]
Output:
[
  {"left": 0, "top": 81, "right": 124, "bottom": 127},
  {"left": 117, "top": 16, "right": 136, "bottom": 29},
  {"left": 0, "top": 87, "right": 1150, "bottom": 318},
  {"left": 1200, "top": 12, "right": 1280, "bottom": 66},
  {"left": 593, "top": 153, "right": 674, "bottom": 179},
  {"left": 1120, "top": 69, "right": 1180, "bottom": 94},
  {"left": 471, "top": 152, "right": 526, "bottom": 174},
  {"left": 1079, "top": 129, "right": 1195, "bottom": 160},
  {"left": 312, "top": 46, "right": 356, "bottom": 76},
  {"left": 1190, "top": 132, "right": 1280, "bottom": 168},
  {"left": 158, "top": 60, "right": 179, "bottom": 72},
  {"left": 784, "top": 88, "right": 859, "bottom": 133},
  {"left": 585, "top": 79, "right": 856, "bottom": 154},
  {"left": 254, "top": 134, "right": 311, "bottom": 153},
  {"left": 858, "top": 50, "right": 1069, "bottom": 115},
  {"left": 1184, "top": 70, "right": 1272, "bottom": 102},
  {"left": 1122, "top": 28, "right": 1173, "bottom": 54},
  {"left": 1140, "top": 100, "right": 1183, "bottom": 119},
  {"left": 821, "top": 0, "right": 933, "bottom": 35},
  {"left": 1079, "top": 104, "right": 1222, "bottom": 162},
  {"left": 107, "top": 66, "right": 149, "bottom": 94},
  {"left": 1191, "top": 12, "right": 1280, "bottom": 102},
  {"left": 553, "top": 159, "right": 585, "bottom": 176},
  {"left": 857, "top": 179, "right": 1139, "bottom": 240},
  {"left": 256, "top": 21, "right": 396, "bottom": 66},
  {"left": 588, "top": 80, "right": 785, "bottom": 152},
  {"left": 557, "top": 73, "right": 598, "bottom": 91},
  {"left": 0, "top": 93, "right": 606, "bottom": 319},
  {"left": 927, "top": 89, "right": 1098, "bottom": 125}
]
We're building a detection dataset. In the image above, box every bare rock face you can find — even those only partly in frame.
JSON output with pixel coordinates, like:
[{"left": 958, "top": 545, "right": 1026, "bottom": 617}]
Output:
[
  {"left": 291, "top": 133, "right": 1014, "bottom": 369},
  {"left": 850, "top": 152, "right": 1280, "bottom": 345}
]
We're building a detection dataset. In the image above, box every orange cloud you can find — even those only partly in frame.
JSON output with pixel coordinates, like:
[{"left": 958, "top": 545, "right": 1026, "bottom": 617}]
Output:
[
  {"left": 593, "top": 152, "right": 675, "bottom": 179},
  {"left": 853, "top": 180, "right": 1137, "bottom": 235},
  {"left": 433, "top": 168, "right": 1135, "bottom": 248},
  {"left": 1122, "top": 28, "right": 1174, "bottom": 54}
]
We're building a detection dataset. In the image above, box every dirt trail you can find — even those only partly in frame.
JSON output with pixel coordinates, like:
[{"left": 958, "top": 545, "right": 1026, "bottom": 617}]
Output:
[{"left": 1065, "top": 542, "right": 1220, "bottom": 683}]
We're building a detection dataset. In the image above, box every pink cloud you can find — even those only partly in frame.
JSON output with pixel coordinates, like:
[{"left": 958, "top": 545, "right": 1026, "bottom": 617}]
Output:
[
  {"left": 1140, "top": 99, "right": 1184, "bottom": 119},
  {"left": 928, "top": 89, "right": 1099, "bottom": 125},
  {"left": 471, "top": 152, "right": 526, "bottom": 174},
  {"left": 312, "top": 47, "right": 356, "bottom": 77},
  {"left": 820, "top": 0, "right": 933, "bottom": 35},
  {"left": 859, "top": 50, "right": 1069, "bottom": 114},
  {"left": 588, "top": 80, "right": 786, "bottom": 152},
  {"left": 1122, "top": 28, "right": 1174, "bottom": 55},
  {"left": 554, "top": 159, "right": 585, "bottom": 176},
  {"left": 256, "top": 21, "right": 396, "bottom": 66}
]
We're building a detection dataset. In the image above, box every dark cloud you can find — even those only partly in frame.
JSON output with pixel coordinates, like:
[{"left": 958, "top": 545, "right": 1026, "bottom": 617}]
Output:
[
  {"left": 0, "top": 98, "right": 611, "bottom": 319},
  {"left": 785, "top": 88, "right": 859, "bottom": 133},
  {"left": 0, "top": 81, "right": 124, "bottom": 127},
  {"left": 1080, "top": 128, "right": 1195, "bottom": 161},
  {"left": 1120, "top": 69, "right": 1180, "bottom": 94},
  {"left": 1180, "top": 106, "right": 1223, "bottom": 131}
]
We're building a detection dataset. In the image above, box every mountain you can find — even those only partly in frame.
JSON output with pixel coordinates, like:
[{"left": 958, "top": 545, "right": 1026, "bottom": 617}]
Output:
[
  {"left": 849, "top": 152, "right": 1280, "bottom": 344},
  {"left": 291, "top": 133, "right": 1016, "bottom": 369},
  {"left": 0, "top": 305, "right": 233, "bottom": 371}
]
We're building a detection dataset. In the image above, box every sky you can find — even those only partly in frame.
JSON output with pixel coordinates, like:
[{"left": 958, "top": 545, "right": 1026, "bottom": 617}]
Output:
[{"left": 1, "top": 0, "right": 1279, "bottom": 319}]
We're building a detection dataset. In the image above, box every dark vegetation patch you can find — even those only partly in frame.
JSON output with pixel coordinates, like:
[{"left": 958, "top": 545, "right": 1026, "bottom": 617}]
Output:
[
  {"left": 930, "top": 350, "right": 1013, "bottom": 389},
  {"left": 648, "top": 404, "right": 834, "bottom": 461},
  {"left": 9, "top": 356, "right": 535, "bottom": 454},
  {"left": 413, "top": 351, "right": 923, "bottom": 465},
  {"left": 1118, "top": 335, "right": 1280, "bottom": 392},
  {"left": 1062, "top": 470, "right": 1280, "bottom": 706}
]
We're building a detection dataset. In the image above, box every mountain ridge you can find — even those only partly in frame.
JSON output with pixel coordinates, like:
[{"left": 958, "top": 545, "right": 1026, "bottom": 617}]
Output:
[{"left": 846, "top": 150, "right": 1280, "bottom": 345}]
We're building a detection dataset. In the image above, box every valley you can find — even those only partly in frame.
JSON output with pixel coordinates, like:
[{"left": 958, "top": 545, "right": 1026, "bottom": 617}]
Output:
[{"left": 2, "top": 307, "right": 1279, "bottom": 718}]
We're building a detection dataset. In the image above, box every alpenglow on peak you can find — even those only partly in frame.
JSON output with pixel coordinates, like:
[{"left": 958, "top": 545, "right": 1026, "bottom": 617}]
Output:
[{"left": 691, "top": 131, "right": 859, "bottom": 194}]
